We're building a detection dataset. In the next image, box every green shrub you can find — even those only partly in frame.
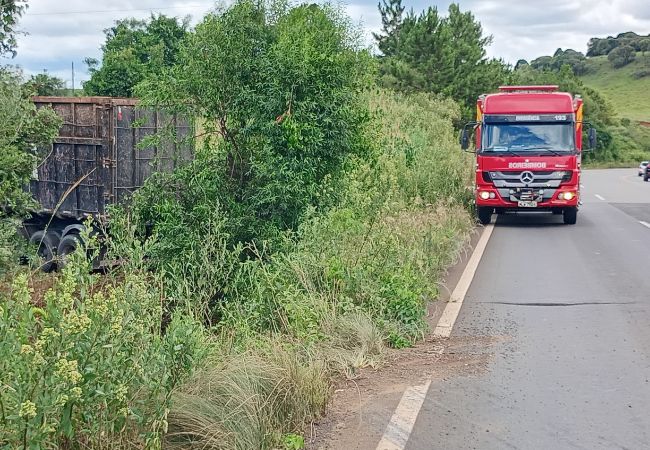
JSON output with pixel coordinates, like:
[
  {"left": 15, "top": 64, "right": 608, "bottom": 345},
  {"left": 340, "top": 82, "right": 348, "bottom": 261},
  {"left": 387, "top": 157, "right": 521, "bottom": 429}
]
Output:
[{"left": 0, "top": 238, "right": 207, "bottom": 448}]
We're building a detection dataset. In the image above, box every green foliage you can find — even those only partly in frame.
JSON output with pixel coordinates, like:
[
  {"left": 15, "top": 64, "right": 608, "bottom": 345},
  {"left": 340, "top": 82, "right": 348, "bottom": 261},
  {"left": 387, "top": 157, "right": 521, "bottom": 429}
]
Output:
[
  {"left": 132, "top": 0, "right": 373, "bottom": 253},
  {"left": 0, "top": 0, "right": 27, "bottom": 57},
  {"left": 0, "top": 69, "right": 61, "bottom": 271},
  {"left": 373, "top": 0, "right": 405, "bottom": 57},
  {"left": 283, "top": 433, "right": 305, "bottom": 449},
  {"left": 83, "top": 15, "right": 189, "bottom": 97},
  {"left": 374, "top": 2, "right": 508, "bottom": 119},
  {"left": 608, "top": 45, "right": 636, "bottom": 68},
  {"left": 23, "top": 73, "right": 65, "bottom": 96},
  {"left": 0, "top": 232, "right": 207, "bottom": 448},
  {"left": 530, "top": 48, "right": 589, "bottom": 75},
  {"left": 588, "top": 32, "right": 650, "bottom": 57},
  {"left": 217, "top": 89, "right": 472, "bottom": 348}
]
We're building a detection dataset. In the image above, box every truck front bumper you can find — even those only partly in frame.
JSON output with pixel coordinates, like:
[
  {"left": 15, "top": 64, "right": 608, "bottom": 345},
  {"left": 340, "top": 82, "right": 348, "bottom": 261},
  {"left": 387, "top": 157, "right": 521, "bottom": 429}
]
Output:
[{"left": 475, "top": 185, "right": 579, "bottom": 209}]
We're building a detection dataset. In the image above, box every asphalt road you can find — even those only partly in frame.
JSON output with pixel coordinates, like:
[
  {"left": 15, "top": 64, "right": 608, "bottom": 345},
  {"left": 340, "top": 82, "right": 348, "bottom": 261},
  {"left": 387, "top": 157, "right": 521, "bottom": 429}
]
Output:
[{"left": 406, "top": 168, "right": 650, "bottom": 450}]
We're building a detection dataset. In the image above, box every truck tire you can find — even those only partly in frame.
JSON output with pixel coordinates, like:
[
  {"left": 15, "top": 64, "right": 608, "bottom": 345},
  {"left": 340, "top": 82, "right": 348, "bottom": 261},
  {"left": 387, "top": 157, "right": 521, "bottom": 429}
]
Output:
[
  {"left": 29, "top": 231, "right": 59, "bottom": 272},
  {"left": 477, "top": 206, "right": 493, "bottom": 225},
  {"left": 563, "top": 207, "right": 578, "bottom": 225},
  {"left": 644, "top": 174, "right": 649, "bottom": 182},
  {"left": 57, "top": 234, "right": 81, "bottom": 269}
]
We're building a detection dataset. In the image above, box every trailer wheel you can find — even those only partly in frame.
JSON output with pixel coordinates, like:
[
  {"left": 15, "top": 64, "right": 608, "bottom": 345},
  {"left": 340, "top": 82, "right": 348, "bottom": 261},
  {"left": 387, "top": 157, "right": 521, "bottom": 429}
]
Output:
[
  {"left": 57, "top": 234, "right": 81, "bottom": 269},
  {"left": 644, "top": 174, "right": 649, "bottom": 182},
  {"left": 563, "top": 207, "right": 578, "bottom": 225},
  {"left": 477, "top": 206, "right": 493, "bottom": 225},
  {"left": 29, "top": 231, "right": 58, "bottom": 272}
]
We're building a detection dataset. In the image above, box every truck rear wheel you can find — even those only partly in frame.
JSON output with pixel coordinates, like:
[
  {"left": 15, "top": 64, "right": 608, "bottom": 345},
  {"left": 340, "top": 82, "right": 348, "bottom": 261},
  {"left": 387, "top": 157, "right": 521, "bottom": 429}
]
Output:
[
  {"left": 29, "top": 231, "right": 59, "bottom": 272},
  {"left": 477, "top": 206, "right": 493, "bottom": 225},
  {"left": 644, "top": 174, "right": 649, "bottom": 182},
  {"left": 563, "top": 207, "right": 578, "bottom": 225},
  {"left": 57, "top": 234, "right": 81, "bottom": 269}
]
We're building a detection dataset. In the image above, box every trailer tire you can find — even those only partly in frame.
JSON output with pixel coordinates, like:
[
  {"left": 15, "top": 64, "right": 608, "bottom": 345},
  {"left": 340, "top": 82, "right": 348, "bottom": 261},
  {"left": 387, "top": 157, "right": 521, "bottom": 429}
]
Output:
[
  {"left": 57, "top": 234, "right": 81, "bottom": 269},
  {"left": 644, "top": 174, "right": 649, "bottom": 182},
  {"left": 563, "top": 207, "right": 578, "bottom": 225},
  {"left": 29, "top": 231, "right": 58, "bottom": 272},
  {"left": 477, "top": 206, "right": 493, "bottom": 225}
]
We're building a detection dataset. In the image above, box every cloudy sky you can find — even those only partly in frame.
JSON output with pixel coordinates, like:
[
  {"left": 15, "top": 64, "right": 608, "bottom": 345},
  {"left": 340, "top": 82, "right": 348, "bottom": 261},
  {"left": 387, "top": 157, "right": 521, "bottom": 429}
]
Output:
[{"left": 2, "top": 0, "right": 649, "bottom": 88}]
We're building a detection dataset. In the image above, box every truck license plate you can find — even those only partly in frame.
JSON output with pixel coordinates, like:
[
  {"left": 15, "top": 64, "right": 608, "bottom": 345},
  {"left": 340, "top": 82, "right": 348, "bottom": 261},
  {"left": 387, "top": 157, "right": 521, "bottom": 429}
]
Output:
[{"left": 518, "top": 201, "right": 537, "bottom": 208}]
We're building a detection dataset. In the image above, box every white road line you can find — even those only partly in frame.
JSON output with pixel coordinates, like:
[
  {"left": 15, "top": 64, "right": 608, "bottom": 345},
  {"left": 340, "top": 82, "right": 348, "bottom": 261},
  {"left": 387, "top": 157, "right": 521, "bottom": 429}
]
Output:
[
  {"left": 375, "top": 224, "right": 494, "bottom": 450},
  {"left": 433, "top": 223, "right": 495, "bottom": 338},
  {"left": 375, "top": 381, "right": 431, "bottom": 450},
  {"left": 595, "top": 194, "right": 606, "bottom": 201},
  {"left": 640, "top": 221, "right": 650, "bottom": 229}
]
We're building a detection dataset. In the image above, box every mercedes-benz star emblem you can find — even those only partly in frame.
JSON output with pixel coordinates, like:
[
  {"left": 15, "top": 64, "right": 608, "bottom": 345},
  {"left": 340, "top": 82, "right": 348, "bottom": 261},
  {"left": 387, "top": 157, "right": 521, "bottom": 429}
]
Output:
[{"left": 520, "top": 171, "right": 535, "bottom": 184}]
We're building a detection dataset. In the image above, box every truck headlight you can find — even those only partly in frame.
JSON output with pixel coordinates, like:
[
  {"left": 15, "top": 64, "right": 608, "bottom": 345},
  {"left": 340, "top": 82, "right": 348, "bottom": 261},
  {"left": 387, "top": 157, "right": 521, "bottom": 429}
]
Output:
[
  {"left": 559, "top": 192, "right": 575, "bottom": 200},
  {"left": 479, "top": 191, "right": 491, "bottom": 200}
]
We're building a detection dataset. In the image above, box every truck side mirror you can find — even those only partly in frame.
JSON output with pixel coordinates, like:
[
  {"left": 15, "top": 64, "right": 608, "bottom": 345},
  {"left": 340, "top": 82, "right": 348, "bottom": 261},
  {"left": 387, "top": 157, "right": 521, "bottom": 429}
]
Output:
[
  {"left": 459, "top": 122, "right": 477, "bottom": 151},
  {"left": 460, "top": 129, "right": 470, "bottom": 150},
  {"left": 588, "top": 127, "right": 597, "bottom": 150}
]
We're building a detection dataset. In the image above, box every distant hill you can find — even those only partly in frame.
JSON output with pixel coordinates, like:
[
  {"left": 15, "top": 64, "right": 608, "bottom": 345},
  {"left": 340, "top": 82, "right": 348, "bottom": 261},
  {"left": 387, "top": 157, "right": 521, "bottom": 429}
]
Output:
[{"left": 580, "top": 53, "right": 650, "bottom": 122}]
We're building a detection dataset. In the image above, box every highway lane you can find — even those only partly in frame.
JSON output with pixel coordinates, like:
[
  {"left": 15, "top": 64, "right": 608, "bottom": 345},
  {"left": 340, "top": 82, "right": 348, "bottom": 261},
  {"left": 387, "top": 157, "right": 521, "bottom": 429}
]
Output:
[{"left": 406, "top": 168, "right": 650, "bottom": 450}]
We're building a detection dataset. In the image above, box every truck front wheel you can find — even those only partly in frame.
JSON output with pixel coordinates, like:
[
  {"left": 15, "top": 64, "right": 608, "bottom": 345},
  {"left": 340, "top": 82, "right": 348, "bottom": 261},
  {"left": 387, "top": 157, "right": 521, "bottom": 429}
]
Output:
[
  {"left": 563, "top": 207, "right": 578, "bottom": 225},
  {"left": 477, "top": 206, "right": 493, "bottom": 225}
]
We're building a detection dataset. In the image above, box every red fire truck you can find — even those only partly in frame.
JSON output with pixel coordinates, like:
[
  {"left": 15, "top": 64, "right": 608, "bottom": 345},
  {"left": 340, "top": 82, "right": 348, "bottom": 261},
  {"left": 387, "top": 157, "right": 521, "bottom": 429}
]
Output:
[{"left": 460, "top": 86, "right": 597, "bottom": 225}]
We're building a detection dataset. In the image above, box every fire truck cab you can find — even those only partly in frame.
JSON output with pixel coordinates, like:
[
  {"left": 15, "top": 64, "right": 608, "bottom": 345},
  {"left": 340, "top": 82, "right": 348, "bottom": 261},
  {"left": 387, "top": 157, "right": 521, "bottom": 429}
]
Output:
[{"left": 460, "top": 86, "right": 597, "bottom": 225}]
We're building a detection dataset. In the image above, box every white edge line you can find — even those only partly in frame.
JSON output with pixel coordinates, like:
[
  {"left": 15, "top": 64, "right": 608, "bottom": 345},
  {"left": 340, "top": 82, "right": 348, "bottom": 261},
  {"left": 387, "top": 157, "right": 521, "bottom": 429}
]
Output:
[
  {"left": 375, "top": 223, "right": 494, "bottom": 450},
  {"left": 375, "top": 381, "right": 431, "bottom": 450},
  {"left": 433, "top": 223, "right": 495, "bottom": 338},
  {"left": 595, "top": 194, "right": 606, "bottom": 201},
  {"left": 640, "top": 221, "right": 650, "bottom": 229}
]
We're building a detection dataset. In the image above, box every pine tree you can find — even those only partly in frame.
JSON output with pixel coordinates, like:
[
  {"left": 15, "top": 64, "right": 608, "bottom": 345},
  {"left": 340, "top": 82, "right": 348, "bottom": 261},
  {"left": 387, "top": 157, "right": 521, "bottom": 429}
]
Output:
[{"left": 373, "top": 0, "right": 405, "bottom": 57}]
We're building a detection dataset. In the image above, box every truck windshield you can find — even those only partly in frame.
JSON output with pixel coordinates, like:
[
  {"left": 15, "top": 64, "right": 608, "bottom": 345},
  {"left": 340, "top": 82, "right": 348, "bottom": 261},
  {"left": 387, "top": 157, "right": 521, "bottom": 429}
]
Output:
[{"left": 482, "top": 123, "right": 575, "bottom": 154}]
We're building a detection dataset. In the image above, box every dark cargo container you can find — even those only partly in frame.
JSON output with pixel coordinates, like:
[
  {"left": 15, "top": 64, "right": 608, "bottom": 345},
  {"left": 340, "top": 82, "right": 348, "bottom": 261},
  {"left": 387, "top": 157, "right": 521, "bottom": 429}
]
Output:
[{"left": 24, "top": 97, "right": 192, "bottom": 270}]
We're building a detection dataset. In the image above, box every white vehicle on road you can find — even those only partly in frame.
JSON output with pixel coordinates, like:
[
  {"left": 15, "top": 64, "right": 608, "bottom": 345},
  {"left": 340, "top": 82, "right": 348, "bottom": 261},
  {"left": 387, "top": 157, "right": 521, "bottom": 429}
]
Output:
[{"left": 639, "top": 161, "right": 649, "bottom": 176}]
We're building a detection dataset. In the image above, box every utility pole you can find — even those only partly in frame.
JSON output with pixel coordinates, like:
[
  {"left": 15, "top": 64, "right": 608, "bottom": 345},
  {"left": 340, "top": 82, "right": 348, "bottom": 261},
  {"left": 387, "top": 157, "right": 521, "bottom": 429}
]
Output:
[{"left": 71, "top": 61, "right": 75, "bottom": 95}]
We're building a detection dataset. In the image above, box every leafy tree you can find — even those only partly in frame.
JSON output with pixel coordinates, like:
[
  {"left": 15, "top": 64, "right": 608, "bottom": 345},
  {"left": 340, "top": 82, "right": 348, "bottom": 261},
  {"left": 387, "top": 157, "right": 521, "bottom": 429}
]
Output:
[
  {"left": 131, "top": 0, "right": 373, "bottom": 251},
  {"left": 0, "top": 69, "right": 62, "bottom": 269},
  {"left": 23, "top": 72, "right": 65, "bottom": 96},
  {"left": 375, "top": 3, "right": 508, "bottom": 119},
  {"left": 531, "top": 49, "right": 588, "bottom": 75},
  {"left": 0, "top": 0, "right": 27, "bottom": 57},
  {"left": 84, "top": 14, "right": 189, "bottom": 97},
  {"left": 608, "top": 44, "right": 636, "bottom": 68},
  {"left": 514, "top": 59, "right": 529, "bottom": 70}
]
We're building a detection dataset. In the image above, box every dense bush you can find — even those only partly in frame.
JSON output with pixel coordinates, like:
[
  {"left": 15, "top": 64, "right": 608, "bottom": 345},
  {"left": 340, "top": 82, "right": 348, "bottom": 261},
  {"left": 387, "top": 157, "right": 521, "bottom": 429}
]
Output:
[
  {"left": 0, "top": 232, "right": 207, "bottom": 448},
  {"left": 0, "top": 69, "right": 61, "bottom": 271},
  {"left": 608, "top": 45, "right": 636, "bottom": 68}
]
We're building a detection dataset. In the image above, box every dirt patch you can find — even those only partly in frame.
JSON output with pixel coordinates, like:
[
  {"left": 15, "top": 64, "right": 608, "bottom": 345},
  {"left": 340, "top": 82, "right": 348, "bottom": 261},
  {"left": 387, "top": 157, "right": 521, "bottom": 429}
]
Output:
[{"left": 307, "top": 333, "right": 506, "bottom": 450}]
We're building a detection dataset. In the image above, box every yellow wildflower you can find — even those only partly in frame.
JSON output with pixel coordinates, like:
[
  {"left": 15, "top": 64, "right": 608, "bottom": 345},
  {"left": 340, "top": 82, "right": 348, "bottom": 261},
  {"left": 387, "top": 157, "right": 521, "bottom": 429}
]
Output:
[{"left": 19, "top": 400, "right": 37, "bottom": 419}]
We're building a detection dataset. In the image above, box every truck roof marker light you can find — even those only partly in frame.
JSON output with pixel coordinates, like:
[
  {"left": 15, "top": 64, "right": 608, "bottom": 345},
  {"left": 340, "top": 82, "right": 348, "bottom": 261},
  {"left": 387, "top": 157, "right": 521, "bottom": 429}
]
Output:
[{"left": 498, "top": 85, "right": 559, "bottom": 93}]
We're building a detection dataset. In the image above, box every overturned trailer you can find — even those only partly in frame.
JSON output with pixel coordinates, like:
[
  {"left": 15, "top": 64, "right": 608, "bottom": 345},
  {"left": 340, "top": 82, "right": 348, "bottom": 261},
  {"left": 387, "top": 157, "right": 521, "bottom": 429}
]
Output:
[{"left": 25, "top": 96, "right": 192, "bottom": 271}]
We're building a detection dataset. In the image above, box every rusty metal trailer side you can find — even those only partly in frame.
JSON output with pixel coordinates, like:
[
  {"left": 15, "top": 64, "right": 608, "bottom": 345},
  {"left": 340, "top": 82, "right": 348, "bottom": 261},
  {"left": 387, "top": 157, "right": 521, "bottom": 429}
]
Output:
[{"left": 25, "top": 96, "right": 193, "bottom": 271}]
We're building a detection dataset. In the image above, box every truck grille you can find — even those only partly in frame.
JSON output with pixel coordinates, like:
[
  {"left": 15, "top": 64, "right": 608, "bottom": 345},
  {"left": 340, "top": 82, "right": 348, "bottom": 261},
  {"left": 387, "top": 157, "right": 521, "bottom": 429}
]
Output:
[{"left": 485, "top": 170, "right": 570, "bottom": 188}]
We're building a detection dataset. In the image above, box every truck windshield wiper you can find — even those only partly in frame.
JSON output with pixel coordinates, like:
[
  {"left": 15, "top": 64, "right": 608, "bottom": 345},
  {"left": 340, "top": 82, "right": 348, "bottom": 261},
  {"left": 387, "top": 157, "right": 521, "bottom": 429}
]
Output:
[
  {"left": 519, "top": 145, "right": 567, "bottom": 157},
  {"left": 483, "top": 147, "right": 523, "bottom": 157}
]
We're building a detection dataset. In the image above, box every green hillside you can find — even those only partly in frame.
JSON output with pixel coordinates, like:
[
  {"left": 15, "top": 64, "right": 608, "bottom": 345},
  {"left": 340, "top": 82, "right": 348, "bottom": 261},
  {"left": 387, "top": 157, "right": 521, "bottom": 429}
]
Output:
[{"left": 580, "top": 53, "right": 650, "bottom": 122}]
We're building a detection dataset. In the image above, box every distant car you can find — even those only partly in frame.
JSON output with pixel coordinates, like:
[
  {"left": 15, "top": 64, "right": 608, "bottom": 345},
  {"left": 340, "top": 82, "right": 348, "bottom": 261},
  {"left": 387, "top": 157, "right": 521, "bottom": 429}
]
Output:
[{"left": 639, "top": 161, "right": 649, "bottom": 176}]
